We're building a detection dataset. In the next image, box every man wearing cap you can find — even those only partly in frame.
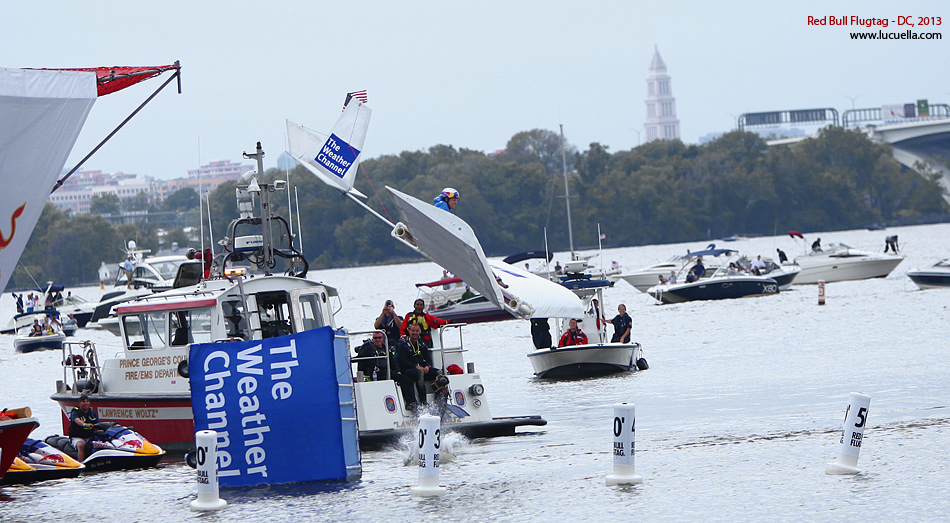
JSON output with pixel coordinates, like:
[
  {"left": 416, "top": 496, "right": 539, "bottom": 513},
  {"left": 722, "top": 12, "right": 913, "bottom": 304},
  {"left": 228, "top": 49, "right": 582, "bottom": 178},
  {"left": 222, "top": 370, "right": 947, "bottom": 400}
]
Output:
[
  {"left": 433, "top": 187, "right": 459, "bottom": 212},
  {"left": 69, "top": 394, "right": 100, "bottom": 460}
]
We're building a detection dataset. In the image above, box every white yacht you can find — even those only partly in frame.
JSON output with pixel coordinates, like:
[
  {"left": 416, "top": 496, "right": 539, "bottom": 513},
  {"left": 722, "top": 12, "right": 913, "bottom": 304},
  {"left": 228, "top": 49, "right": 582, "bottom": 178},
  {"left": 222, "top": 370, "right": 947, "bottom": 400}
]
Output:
[{"left": 792, "top": 243, "right": 904, "bottom": 284}]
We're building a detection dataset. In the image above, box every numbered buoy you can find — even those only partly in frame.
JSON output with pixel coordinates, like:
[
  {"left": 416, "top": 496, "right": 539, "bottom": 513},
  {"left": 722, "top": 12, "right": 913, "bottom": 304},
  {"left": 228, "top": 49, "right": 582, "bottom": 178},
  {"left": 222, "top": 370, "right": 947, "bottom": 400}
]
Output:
[
  {"left": 818, "top": 280, "right": 826, "bottom": 305},
  {"left": 826, "top": 392, "right": 871, "bottom": 475},
  {"left": 410, "top": 415, "right": 447, "bottom": 497},
  {"left": 190, "top": 430, "right": 227, "bottom": 511},
  {"left": 606, "top": 403, "right": 643, "bottom": 486}
]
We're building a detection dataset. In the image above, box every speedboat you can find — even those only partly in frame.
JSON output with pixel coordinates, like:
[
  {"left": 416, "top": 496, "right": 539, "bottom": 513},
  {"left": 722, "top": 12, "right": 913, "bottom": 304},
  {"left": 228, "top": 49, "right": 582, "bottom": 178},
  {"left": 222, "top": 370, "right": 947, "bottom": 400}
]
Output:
[
  {"left": 527, "top": 280, "right": 648, "bottom": 379},
  {"left": 647, "top": 249, "right": 780, "bottom": 304},
  {"left": 0, "top": 407, "right": 40, "bottom": 481},
  {"left": 14, "top": 313, "right": 67, "bottom": 353},
  {"left": 52, "top": 154, "right": 546, "bottom": 452},
  {"left": 735, "top": 255, "right": 802, "bottom": 290},
  {"left": 414, "top": 275, "right": 516, "bottom": 324},
  {"left": 792, "top": 243, "right": 904, "bottom": 284},
  {"left": 0, "top": 438, "right": 84, "bottom": 484},
  {"left": 618, "top": 254, "right": 686, "bottom": 292},
  {"left": 906, "top": 259, "right": 950, "bottom": 289}
]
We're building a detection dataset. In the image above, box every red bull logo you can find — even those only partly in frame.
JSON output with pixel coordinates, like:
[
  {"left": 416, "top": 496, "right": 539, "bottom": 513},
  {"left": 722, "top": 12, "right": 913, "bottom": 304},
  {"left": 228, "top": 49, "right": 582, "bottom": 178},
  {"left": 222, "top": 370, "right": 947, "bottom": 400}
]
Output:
[
  {"left": 0, "top": 203, "right": 26, "bottom": 250},
  {"left": 454, "top": 390, "right": 465, "bottom": 407},
  {"left": 384, "top": 395, "right": 396, "bottom": 412}
]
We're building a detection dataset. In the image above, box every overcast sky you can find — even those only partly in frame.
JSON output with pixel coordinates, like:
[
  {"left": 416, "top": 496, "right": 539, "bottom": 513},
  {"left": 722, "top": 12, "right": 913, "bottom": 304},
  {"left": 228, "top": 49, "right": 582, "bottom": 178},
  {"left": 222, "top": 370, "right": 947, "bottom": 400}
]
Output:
[{"left": 5, "top": 0, "right": 947, "bottom": 180}]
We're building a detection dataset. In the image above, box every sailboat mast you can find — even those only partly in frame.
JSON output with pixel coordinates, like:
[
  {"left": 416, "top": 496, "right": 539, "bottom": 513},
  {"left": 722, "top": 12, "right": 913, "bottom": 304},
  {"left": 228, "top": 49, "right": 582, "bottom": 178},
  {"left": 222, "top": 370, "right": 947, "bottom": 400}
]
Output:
[{"left": 560, "top": 124, "right": 575, "bottom": 257}]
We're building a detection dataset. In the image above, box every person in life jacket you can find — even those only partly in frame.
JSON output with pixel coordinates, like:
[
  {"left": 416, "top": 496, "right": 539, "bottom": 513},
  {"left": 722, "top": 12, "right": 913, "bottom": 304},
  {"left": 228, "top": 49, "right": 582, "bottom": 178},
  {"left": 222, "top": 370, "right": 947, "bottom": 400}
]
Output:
[
  {"left": 433, "top": 187, "right": 459, "bottom": 212},
  {"left": 400, "top": 298, "right": 448, "bottom": 348},
  {"left": 558, "top": 318, "right": 588, "bottom": 347},
  {"left": 68, "top": 393, "right": 100, "bottom": 460}
]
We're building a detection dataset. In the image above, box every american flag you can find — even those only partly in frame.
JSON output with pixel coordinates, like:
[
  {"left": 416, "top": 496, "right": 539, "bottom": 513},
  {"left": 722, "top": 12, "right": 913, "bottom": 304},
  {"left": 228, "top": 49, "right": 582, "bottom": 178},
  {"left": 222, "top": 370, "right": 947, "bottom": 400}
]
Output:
[
  {"left": 599, "top": 233, "right": 607, "bottom": 240},
  {"left": 343, "top": 90, "right": 368, "bottom": 110}
]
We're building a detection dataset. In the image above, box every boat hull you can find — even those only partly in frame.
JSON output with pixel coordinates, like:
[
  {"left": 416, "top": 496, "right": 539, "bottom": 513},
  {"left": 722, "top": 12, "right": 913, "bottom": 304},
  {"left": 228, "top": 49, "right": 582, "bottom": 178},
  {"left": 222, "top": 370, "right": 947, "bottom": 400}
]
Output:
[
  {"left": 793, "top": 256, "right": 903, "bottom": 284},
  {"left": 907, "top": 269, "right": 950, "bottom": 289},
  {"left": 649, "top": 277, "right": 779, "bottom": 304},
  {"left": 14, "top": 334, "right": 65, "bottom": 353},
  {"left": 527, "top": 343, "right": 640, "bottom": 379},
  {"left": 0, "top": 416, "right": 40, "bottom": 480}
]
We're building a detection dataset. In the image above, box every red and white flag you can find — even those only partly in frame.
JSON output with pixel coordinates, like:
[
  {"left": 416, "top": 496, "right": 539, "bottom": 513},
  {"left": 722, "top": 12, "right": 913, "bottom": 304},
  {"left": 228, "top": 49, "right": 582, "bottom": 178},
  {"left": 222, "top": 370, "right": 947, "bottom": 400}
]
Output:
[{"left": 343, "top": 90, "right": 368, "bottom": 110}]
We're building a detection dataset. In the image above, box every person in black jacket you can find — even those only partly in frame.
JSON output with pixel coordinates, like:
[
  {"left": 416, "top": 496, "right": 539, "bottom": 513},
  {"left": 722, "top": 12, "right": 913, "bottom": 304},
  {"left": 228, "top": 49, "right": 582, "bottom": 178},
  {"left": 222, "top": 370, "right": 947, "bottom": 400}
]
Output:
[
  {"left": 68, "top": 394, "right": 99, "bottom": 460},
  {"left": 397, "top": 324, "right": 442, "bottom": 407}
]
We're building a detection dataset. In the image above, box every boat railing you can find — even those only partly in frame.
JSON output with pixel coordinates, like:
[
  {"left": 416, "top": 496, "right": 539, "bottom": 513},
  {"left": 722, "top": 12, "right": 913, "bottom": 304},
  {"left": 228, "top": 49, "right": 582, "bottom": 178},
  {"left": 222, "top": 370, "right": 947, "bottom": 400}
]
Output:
[
  {"left": 347, "top": 329, "right": 391, "bottom": 381},
  {"left": 59, "top": 340, "right": 101, "bottom": 394}
]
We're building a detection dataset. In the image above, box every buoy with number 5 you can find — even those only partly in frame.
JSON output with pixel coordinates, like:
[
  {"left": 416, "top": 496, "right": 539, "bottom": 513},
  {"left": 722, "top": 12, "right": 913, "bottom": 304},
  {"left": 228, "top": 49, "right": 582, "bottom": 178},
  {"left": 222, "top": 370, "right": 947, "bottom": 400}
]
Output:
[
  {"left": 606, "top": 403, "right": 643, "bottom": 486},
  {"left": 410, "top": 415, "right": 447, "bottom": 497},
  {"left": 826, "top": 392, "right": 871, "bottom": 475}
]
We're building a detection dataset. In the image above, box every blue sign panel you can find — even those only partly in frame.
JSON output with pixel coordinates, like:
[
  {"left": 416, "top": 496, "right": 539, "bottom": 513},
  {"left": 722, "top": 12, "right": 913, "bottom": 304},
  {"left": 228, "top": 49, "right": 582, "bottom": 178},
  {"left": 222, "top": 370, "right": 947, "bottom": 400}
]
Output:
[
  {"left": 315, "top": 133, "right": 360, "bottom": 179},
  {"left": 189, "top": 327, "right": 351, "bottom": 486}
]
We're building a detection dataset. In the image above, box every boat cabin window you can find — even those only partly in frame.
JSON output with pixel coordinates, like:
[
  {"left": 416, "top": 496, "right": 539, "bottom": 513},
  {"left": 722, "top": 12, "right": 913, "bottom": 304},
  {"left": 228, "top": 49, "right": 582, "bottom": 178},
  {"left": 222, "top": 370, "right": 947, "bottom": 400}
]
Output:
[
  {"left": 170, "top": 308, "right": 214, "bottom": 346},
  {"left": 256, "top": 291, "right": 293, "bottom": 339},
  {"left": 296, "top": 293, "right": 326, "bottom": 331},
  {"left": 222, "top": 300, "right": 249, "bottom": 340},
  {"left": 125, "top": 311, "right": 168, "bottom": 350}
]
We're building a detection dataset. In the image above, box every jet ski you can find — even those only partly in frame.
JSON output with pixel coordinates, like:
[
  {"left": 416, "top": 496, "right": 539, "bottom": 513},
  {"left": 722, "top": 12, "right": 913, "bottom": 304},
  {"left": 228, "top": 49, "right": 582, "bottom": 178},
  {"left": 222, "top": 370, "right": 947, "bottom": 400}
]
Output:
[
  {"left": 43, "top": 422, "right": 165, "bottom": 472},
  {"left": 0, "top": 438, "right": 84, "bottom": 484}
]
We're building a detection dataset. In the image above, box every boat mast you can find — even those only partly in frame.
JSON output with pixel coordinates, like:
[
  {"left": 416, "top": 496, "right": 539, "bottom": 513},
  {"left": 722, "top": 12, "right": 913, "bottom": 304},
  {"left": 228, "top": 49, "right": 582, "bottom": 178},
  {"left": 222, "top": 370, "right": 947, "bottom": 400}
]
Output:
[{"left": 560, "top": 124, "right": 575, "bottom": 258}]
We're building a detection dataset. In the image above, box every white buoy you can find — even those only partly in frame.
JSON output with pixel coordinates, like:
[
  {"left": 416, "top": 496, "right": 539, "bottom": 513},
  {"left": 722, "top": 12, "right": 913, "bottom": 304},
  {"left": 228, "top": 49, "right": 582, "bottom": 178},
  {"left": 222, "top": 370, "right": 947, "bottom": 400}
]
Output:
[
  {"left": 410, "top": 414, "right": 447, "bottom": 497},
  {"left": 606, "top": 403, "right": 643, "bottom": 486},
  {"left": 818, "top": 280, "right": 826, "bottom": 305},
  {"left": 826, "top": 392, "right": 871, "bottom": 475},
  {"left": 190, "top": 430, "right": 227, "bottom": 511}
]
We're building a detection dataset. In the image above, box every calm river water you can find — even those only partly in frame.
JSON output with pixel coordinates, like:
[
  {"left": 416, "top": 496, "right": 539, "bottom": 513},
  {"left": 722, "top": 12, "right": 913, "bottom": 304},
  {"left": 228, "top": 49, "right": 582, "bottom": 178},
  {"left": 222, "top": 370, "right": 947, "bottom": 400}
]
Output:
[{"left": 2, "top": 223, "right": 949, "bottom": 522}]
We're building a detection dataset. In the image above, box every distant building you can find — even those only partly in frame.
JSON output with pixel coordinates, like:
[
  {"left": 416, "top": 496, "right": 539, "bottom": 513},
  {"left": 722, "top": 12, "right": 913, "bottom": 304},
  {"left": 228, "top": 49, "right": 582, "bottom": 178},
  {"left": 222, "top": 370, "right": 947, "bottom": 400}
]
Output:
[
  {"left": 47, "top": 170, "right": 156, "bottom": 214},
  {"left": 644, "top": 46, "right": 681, "bottom": 143},
  {"left": 185, "top": 159, "right": 254, "bottom": 196}
]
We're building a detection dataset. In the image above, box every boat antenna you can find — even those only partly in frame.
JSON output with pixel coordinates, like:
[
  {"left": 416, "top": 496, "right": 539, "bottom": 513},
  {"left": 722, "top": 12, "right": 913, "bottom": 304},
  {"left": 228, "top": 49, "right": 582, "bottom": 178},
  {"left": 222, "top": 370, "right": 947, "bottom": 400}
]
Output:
[
  {"left": 198, "top": 135, "right": 205, "bottom": 279},
  {"left": 284, "top": 131, "right": 294, "bottom": 248},
  {"left": 543, "top": 227, "right": 550, "bottom": 275},
  {"left": 16, "top": 261, "right": 41, "bottom": 290},
  {"left": 295, "top": 187, "right": 303, "bottom": 254},
  {"left": 559, "top": 124, "right": 575, "bottom": 259},
  {"left": 597, "top": 222, "right": 605, "bottom": 278}
]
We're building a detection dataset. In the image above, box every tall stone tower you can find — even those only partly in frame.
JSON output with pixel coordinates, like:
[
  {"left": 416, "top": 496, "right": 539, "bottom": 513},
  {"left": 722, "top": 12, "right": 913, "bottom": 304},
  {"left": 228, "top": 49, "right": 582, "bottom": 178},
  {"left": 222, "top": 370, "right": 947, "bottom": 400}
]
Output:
[{"left": 644, "top": 46, "right": 680, "bottom": 143}]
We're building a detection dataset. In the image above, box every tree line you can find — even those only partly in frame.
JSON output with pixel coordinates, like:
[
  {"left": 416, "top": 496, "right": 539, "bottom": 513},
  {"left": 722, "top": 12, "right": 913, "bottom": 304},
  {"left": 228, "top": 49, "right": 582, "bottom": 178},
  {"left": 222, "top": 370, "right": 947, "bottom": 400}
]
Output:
[{"left": 7, "top": 127, "right": 948, "bottom": 290}]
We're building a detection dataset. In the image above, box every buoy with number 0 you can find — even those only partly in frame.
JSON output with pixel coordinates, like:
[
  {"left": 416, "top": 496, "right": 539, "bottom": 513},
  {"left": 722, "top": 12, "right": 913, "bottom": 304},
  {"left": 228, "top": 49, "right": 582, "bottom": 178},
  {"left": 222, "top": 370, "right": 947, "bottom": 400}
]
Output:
[
  {"left": 410, "top": 415, "right": 447, "bottom": 497},
  {"left": 190, "top": 430, "right": 227, "bottom": 511},
  {"left": 606, "top": 403, "right": 643, "bottom": 486}
]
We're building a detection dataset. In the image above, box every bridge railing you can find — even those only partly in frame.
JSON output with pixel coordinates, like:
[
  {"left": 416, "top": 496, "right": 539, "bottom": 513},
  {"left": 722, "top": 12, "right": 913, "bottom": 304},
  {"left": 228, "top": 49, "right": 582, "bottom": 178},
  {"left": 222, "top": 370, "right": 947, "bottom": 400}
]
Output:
[{"left": 843, "top": 104, "right": 950, "bottom": 128}]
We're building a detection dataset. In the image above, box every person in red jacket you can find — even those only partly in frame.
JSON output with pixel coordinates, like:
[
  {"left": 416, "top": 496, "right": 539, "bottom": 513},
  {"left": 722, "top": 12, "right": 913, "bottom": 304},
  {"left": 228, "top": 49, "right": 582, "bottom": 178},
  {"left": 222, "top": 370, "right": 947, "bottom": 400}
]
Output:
[
  {"left": 401, "top": 298, "right": 448, "bottom": 347},
  {"left": 558, "top": 318, "right": 588, "bottom": 347}
]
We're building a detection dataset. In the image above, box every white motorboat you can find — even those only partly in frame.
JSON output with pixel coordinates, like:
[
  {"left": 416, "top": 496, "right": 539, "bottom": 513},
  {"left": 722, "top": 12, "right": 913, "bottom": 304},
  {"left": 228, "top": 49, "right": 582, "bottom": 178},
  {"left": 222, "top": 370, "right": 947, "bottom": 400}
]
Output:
[
  {"left": 527, "top": 279, "right": 647, "bottom": 379},
  {"left": 88, "top": 253, "right": 196, "bottom": 327},
  {"left": 617, "top": 254, "right": 685, "bottom": 292},
  {"left": 647, "top": 249, "right": 780, "bottom": 304},
  {"left": 13, "top": 311, "right": 67, "bottom": 353},
  {"left": 792, "top": 243, "right": 904, "bottom": 284},
  {"left": 906, "top": 259, "right": 950, "bottom": 289}
]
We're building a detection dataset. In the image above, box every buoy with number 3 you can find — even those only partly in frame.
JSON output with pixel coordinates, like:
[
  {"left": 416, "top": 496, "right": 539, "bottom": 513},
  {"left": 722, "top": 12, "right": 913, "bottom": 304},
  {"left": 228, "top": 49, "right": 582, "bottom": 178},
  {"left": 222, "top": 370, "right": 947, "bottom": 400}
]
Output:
[
  {"left": 826, "top": 392, "right": 871, "bottom": 475},
  {"left": 410, "top": 415, "right": 447, "bottom": 497},
  {"left": 606, "top": 403, "right": 643, "bottom": 486}
]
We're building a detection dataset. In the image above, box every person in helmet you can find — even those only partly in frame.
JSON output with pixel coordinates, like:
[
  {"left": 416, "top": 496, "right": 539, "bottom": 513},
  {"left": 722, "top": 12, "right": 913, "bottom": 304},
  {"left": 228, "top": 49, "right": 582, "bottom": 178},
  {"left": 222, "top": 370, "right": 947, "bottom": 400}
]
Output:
[{"left": 433, "top": 187, "right": 459, "bottom": 212}]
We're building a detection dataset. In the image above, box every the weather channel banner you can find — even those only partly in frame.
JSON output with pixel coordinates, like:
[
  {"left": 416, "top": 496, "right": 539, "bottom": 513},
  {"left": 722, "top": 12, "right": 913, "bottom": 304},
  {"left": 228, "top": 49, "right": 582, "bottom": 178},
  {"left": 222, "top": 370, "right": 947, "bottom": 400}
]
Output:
[
  {"left": 316, "top": 133, "right": 360, "bottom": 179},
  {"left": 190, "top": 327, "right": 348, "bottom": 486}
]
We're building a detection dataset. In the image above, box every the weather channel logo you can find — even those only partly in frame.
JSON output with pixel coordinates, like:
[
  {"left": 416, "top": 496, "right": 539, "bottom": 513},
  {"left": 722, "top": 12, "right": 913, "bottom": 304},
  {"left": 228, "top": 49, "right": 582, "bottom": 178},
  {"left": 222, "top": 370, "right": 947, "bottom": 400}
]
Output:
[{"left": 315, "top": 133, "right": 360, "bottom": 179}]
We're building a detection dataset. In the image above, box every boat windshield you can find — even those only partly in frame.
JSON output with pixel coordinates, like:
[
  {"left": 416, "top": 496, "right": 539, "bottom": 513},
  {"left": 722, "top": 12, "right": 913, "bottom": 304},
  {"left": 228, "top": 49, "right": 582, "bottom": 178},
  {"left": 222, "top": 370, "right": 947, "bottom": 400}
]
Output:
[
  {"left": 153, "top": 260, "right": 184, "bottom": 280},
  {"left": 125, "top": 311, "right": 168, "bottom": 350}
]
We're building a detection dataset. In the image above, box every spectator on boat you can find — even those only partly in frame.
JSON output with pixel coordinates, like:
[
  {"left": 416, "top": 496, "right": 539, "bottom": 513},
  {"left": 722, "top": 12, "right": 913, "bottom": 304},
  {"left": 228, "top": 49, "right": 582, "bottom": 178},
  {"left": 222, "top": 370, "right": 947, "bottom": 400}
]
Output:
[
  {"left": 750, "top": 255, "right": 768, "bottom": 275},
  {"left": 811, "top": 238, "right": 822, "bottom": 253},
  {"left": 433, "top": 187, "right": 460, "bottom": 212},
  {"left": 401, "top": 298, "right": 448, "bottom": 348},
  {"left": 685, "top": 269, "right": 698, "bottom": 284},
  {"left": 26, "top": 293, "right": 37, "bottom": 313},
  {"left": 692, "top": 258, "right": 706, "bottom": 279},
  {"left": 355, "top": 332, "right": 391, "bottom": 380},
  {"left": 460, "top": 286, "right": 476, "bottom": 301},
  {"left": 554, "top": 261, "right": 563, "bottom": 275},
  {"left": 45, "top": 293, "right": 54, "bottom": 309},
  {"left": 46, "top": 313, "right": 62, "bottom": 333},
  {"left": 885, "top": 235, "right": 899, "bottom": 254},
  {"left": 668, "top": 270, "right": 677, "bottom": 284},
  {"left": 658, "top": 274, "right": 667, "bottom": 285},
  {"left": 530, "top": 318, "right": 552, "bottom": 349},
  {"left": 558, "top": 318, "right": 588, "bottom": 347},
  {"left": 590, "top": 298, "right": 607, "bottom": 333},
  {"left": 69, "top": 393, "right": 100, "bottom": 461},
  {"left": 12, "top": 292, "right": 23, "bottom": 314},
  {"left": 120, "top": 255, "right": 135, "bottom": 289},
  {"left": 29, "top": 319, "right": 43, "bottom": 337},
  {"left": 374, "top": 299, "right": 403, "bottom": 347},
  {"left": 64, "top": 314, "right": 78, "bottom": 329},
  {"left": 398, "top": 324, "right": 442, "bottom": 408},
  {"left": 610, "top": 304, "right": 632, "bottom": 344},
  {"left": 777, "top": 248, "right": 788, "bottom": 264}
]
